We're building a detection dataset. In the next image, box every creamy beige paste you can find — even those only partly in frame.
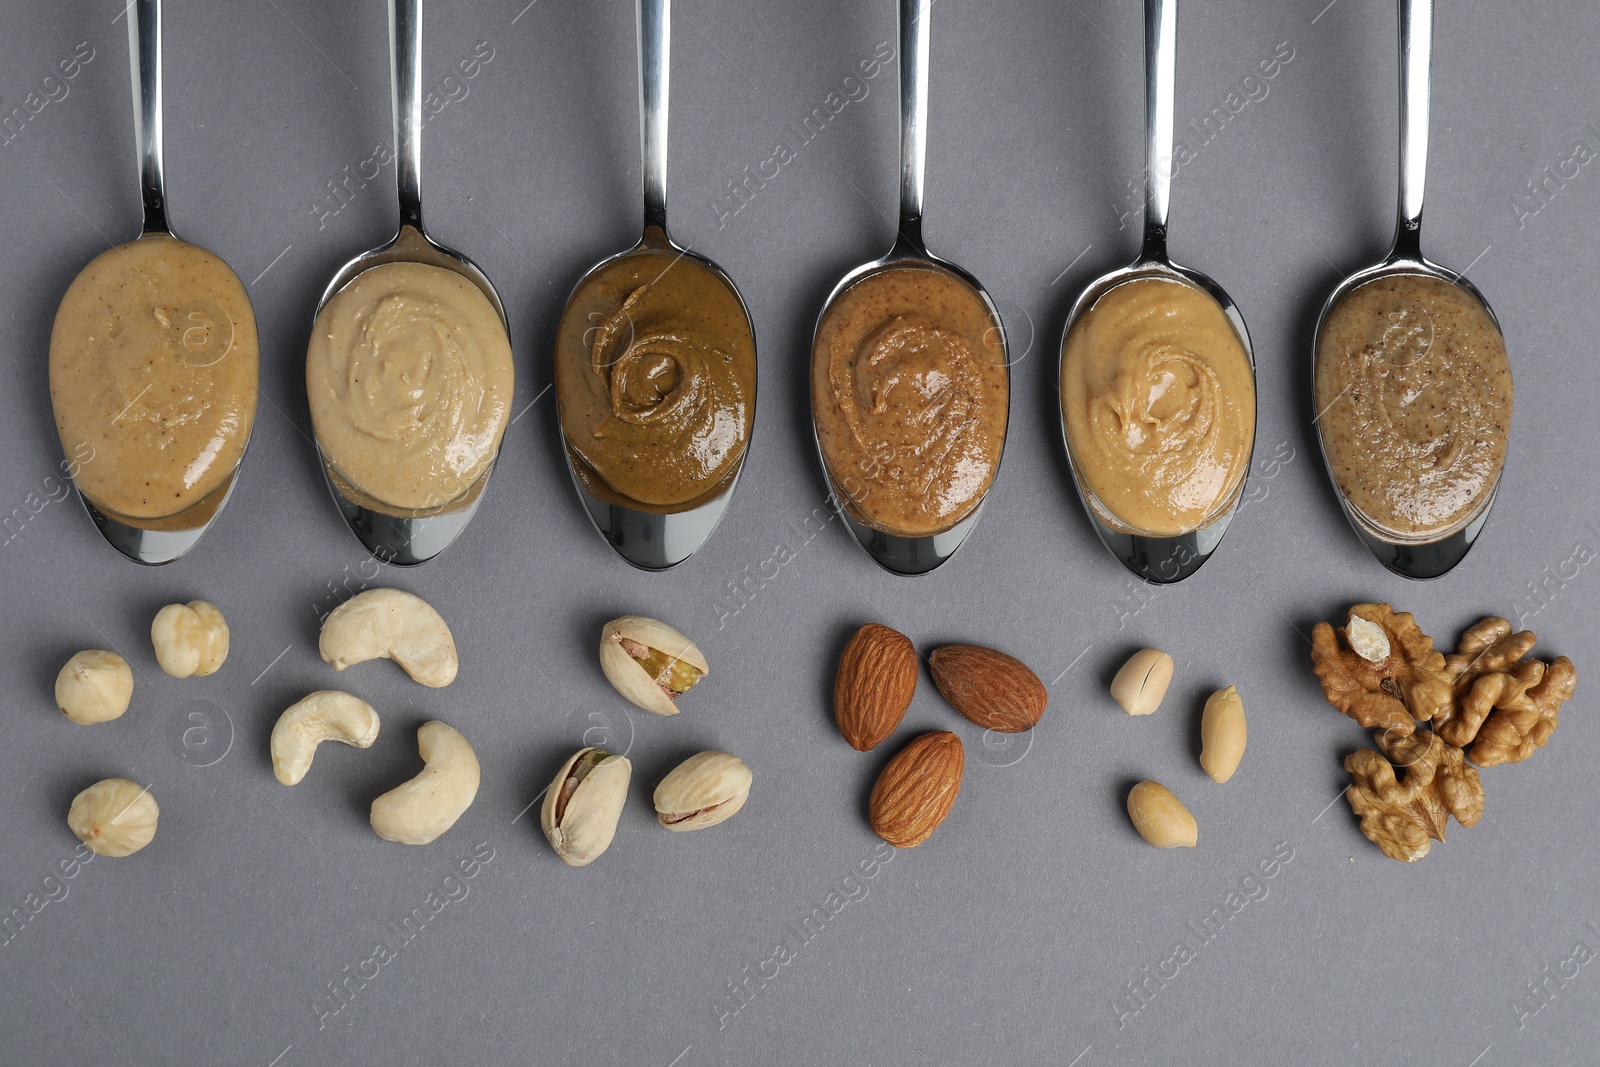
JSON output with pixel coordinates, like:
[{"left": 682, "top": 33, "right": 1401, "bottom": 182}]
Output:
[
  {"left": 49, "top": 235, "right": 258, "bottom": 522},
  {"left": 556, "top": 251, "right": 755, "bottom": 509},
  {"left": 1061, "top": 277, "right": 1255, "bottom": 536},
  {"left": 307, "top": 262, "right": 514, "bottom": 513},
  {"left": 812, "top": 266, "right": 1008, "bottom": 537},
  {"left": 1315, "top": 273, "right": 1511, "bottom": 537}
]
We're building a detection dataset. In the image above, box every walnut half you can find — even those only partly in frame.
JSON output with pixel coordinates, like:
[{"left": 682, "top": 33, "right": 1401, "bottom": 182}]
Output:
[
  {"left": 1345, "top": 729, "right": 1484, "bottom": 862},
  {"left": 1311, "top": 603, "right": 1453, "bottom": 735},
  {"left": 1431, "top": 617, "right": 1578, "bottom": 765}
]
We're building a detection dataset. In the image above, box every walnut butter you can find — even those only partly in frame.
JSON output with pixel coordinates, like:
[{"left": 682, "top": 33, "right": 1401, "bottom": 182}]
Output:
[
  {"left": 49, "top": 236, "right": 258, "bottom": 522},
  {"left": 307, "top": 262, "right": 514, "bottom": 513},
  {"left": 555, "top": 252, "right": 754, "bottom": 508},
  {"left": 1315, "top": 273, "right": 1510, "bottom": 538},
  {"left": 1060, "top": 277, "right": 1255, "bottom": 536},
  {"left": 812, "top": 267, "right": 1008, "bottom": 537}
]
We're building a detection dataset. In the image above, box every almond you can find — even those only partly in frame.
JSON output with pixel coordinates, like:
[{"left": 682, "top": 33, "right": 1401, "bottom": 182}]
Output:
[
  {"left": 927, "top": 644, "right": 1047, "bottom": 733},
  {"left": 869, "top": 731, "right": 963, "bottom": 847},
  {"left": 834, "top": 623, "right": 918, "bottom": 751}
]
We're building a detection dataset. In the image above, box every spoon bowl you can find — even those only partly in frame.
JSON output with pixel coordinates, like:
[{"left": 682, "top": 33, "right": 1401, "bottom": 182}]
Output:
[
  {"left": 1311, "top": 0, "right": 1505, "bottom": 579},
  {"left": 53, "top": 0, "right": 257, "bottom": 565},
  {"left": 1056, "top": 0, "right": 1256, "bottom": 585},
  {"left": 809, "top": 0, "right": 1009, "bottom": 576},
  {"left": 811, "top": 252, "right": 1008, "bottom": 576},
  {"left": 309, "top": 0, "right": 511, "bottom": 567},
  {"left": 554, "top": 0, "right": 756, "bottom": 571},
  {"left": 1058, "top": 258, "right": 1254, "bottom": 585}
]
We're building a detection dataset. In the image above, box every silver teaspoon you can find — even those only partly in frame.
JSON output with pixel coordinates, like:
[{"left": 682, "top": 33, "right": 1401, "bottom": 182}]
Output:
[
  {"left": 50, "top": 0, "right": 258, "bottom": 565},
  {"left": 1058, "top": 0, "right": 1256, "bottom": 585},
  {"left": 810, "top": 0, "right": 1010, "bottom": 576},
  {"left": 1311, "top": 0, "right": 1508, "bottom": 579},
  {"left": 308, "top": 0, "right": 511, "bottom": 566},
  {"left": 553, "top": 0, "right": 757, "bottom": 571}
]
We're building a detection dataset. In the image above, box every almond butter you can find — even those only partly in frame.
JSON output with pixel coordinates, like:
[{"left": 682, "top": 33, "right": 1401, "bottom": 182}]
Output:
[
  {"left": 869, "top": 731, "right": 964, "bottom": 847},
  {"left": 927, "top": 644, "right": 1047, "bottom": 733},
  {"left": 835, "top": 623, "right": 918, "bottom": 751}
]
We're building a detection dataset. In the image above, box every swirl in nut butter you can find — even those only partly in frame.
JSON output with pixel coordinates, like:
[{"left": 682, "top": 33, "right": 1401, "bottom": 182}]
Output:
[
  {"left": 556, "top": 253, "right": 754, "bottom": 509},
  {"left": 1315, "top": 273, "right": 1510, "bottom": 537},
  {"left": 49, "top": 235, "right": 259, "bottom": 521},
  {"left": 1061, "top": 277, "right": 1255, "bottom": 537},
  {"left": 307, "top": 262, "right": 514, "bottom": 513},
  {"left": 811, "top": 267, "right": 1008, "bottom": 537}
]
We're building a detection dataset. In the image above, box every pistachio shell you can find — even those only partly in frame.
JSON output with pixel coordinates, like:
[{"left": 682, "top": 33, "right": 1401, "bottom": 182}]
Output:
[
  {"left": 541, "top": 747, "right": 632, "bottom": 866},
  {"left": 599, "top": 615, "right": 708, "bottom": 716},
  {"left": 653, "top": 751, "right": 751, "bottom": 831}
]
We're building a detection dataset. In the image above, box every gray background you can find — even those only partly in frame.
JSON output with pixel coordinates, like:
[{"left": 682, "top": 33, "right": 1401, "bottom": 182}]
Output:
[{"left": 1, "top": 0, "right": 1596, "bottom": 1064}]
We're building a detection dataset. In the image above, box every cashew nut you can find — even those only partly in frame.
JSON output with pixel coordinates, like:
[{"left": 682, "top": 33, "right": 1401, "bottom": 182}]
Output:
[
  {"left": 370, "top": 721, "right": 479, "bottom": 844},
  {"left": 319, "top": 588, "right": 458, "bottom": 687},
  {"left": 270, "top": 691, "right": 381, "bottom": 786},
  {"left": 55, "top": 650, "right": 134, "bottom": 724},
  {"left": 68, "top": 778, "right": 159, "bottom": 857},
  {"left": 151, "top": 600, "right": 230, "bottom": 678}
]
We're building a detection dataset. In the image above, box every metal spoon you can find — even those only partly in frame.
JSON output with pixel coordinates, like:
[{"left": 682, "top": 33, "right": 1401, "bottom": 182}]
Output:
[
  {"left": 554, "top": 0, "right": 757, "bottom": 571},
  {"left": 58, "top": 0, "right": 254, "bottom": 565},
  {"left": 809, "top": 0, "right": 1009, "bottom": 576},
  {"left": 309, "top": 0, "right": 511, "bottom": 567},
  {"left": 1311, "top": 0, "right": 1502, "bottom": 579},
  {"left": 1057, "top": 0, "right": 1255, "bottom": 585}
]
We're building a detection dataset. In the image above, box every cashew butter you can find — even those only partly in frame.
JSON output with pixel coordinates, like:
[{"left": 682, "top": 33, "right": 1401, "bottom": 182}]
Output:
[
  {"left": 307, "top": 262, "right": 513, "bottom": 513},
  {"left": 812, "top": 266, "right": 1008, "bottom": 537},
  {"left": 49, "top": 235, "right": 258, "bottom": 521},
  {"left": 1061, "top": 277, "right": 1255, "bottom": 536}
]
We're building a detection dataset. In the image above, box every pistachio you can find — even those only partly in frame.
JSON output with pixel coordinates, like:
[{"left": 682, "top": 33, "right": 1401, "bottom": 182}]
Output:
[
  {"left": 599, "top": 616, "right": 708, "bottom": 716},
  {"left": 540, "top": 747, "right": 632, "bottom": 866},
  {"left": 653, "top": 751, "right": 751, "bottom": 831}
]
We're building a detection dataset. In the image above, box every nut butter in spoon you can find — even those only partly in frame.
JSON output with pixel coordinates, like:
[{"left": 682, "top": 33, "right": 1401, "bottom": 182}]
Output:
[
  {"left": 554, "top": 0, "right": 757, "bottom": 570},
  {"left": 1312, "top": 0, "right": 1510, "bottom": 578},
  {"left": 48, "top": 0, "right": 257, "bottom": 564}
]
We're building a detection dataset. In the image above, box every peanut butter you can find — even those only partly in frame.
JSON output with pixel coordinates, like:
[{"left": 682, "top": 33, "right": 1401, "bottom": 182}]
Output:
[{"left": 1061, "top": 277, "right": 1255, "bottom": 536}]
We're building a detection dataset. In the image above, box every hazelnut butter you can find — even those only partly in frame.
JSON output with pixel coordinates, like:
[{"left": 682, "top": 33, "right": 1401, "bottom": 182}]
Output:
[
  {"left": 555, "top": 252, "right": 755, "bottom": 509},
  {"left": 812, "top": 267, "right": 1008, "bottom": 537},
  {"left": 307, "top": 262, "right": 514, "bottom": 513},
  {"left": 49, "top": 235, "right": 258, "bottom": 522},
  {"left": 1315, "top": 273, "right": 1511, "bottom": 538},
  {"left": 1061, "top": 277, "right": 1255, "bottom": 536}
]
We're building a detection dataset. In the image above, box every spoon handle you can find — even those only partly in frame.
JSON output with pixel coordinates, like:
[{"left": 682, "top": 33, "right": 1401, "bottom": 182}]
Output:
[
  {"left": 1139, "top": 0, "right": 1176, "bottom": 263},
  {"left": 893, "top": 0, "right": 930, "bottom": 253},
  {"left": 1393, "top": 0, "right": 1431, "bottom": 259},
  {"left": 390, "top": 0, "right": 424, "bottom": 230},
  {"left": 638, "top": 0, "right": 670, "bottom": 233},
  {"left": 127, "top": 0, "right": 167, "bottom": 235}
]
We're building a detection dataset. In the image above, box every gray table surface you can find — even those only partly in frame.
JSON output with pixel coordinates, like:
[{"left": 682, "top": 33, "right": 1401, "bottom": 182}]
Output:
[{"left": 3, "top": 1, "right": 1598, "bottom": 1064}]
